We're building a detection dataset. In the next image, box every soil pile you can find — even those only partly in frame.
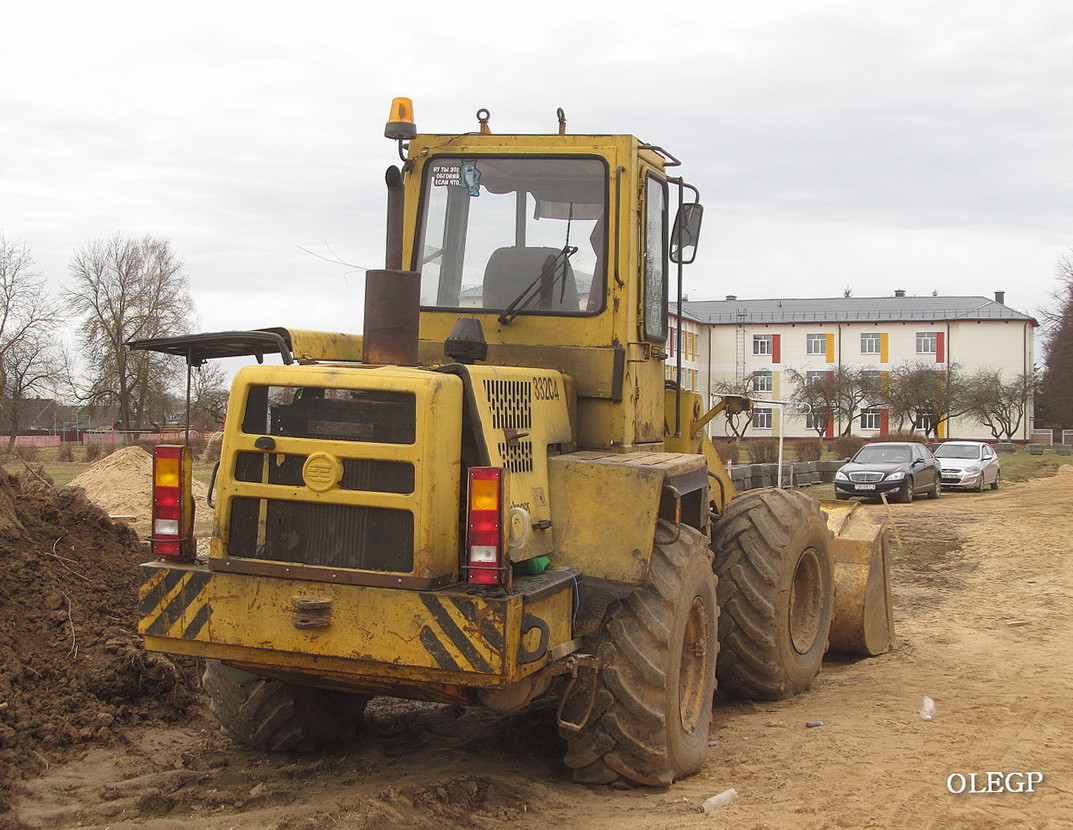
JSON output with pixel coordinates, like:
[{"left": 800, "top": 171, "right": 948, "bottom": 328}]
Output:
[
  {"left": 69, "top": 446, "right": 210, "bottom": 521},
  {"left": 0, "top": 466, "right": 198, "bottom": 806}
]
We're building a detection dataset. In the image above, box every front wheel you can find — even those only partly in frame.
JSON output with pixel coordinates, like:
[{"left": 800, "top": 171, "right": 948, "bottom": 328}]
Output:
[
  {"left": 991, "top": 474, "right": 1000, "bottom": 490},
  {"left": 562, "top": 521, "right": 718, "bottom": 787},
  {"left": 710, "top": 488, "right": 834, "bottom": 700},
  {"left": 898, "top": 481, "right": 914, "bottom": 504}
]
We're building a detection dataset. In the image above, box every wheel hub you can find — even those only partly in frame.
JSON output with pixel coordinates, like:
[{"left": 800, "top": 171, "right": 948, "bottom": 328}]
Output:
[
  {"left": 789, "top": 547, "right": 824, "bottom": 655},
  {"left": 679, "top": 597, "right": 711, "bottom": 735}
]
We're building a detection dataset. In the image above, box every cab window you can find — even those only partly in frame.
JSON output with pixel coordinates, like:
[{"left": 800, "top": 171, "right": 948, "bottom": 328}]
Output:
[
  {"left": 415, "top": 156, "right": 607, "bottom": 317},
  {"left": 642, "top": 174, "right": 668, "bottom": 342}
]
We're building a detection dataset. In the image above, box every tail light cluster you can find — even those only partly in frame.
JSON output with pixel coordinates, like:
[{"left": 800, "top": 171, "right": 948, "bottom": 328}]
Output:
[
  {"left": 465, "top": 466, "right": 505, "bottom": 584},
  {"left": 151, "top": 444, "right": 195, "bottom": 562}
]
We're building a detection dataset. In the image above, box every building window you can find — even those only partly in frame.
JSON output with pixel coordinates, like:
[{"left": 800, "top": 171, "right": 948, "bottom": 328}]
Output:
[
  {"left": 806, "top": 334, "right": 827, "bottom": 355},
  {"left": 806, "top": 410, "right": 829, "bottom": 431},
  {"left": 916, "top": 332, "right": 938, "bottom": 354},
  {"left": 860, "top": 408, "right": 882, "bottom": 430},
  {"left": 753, "top": 334, "right": 772, "bottom": 355},
  {"left": 806, "top": 370, "right": 827, "bottom": 388},
  {"left": 917, "top": 412, "right": 934, "bottom": 432},
  {"left": 752, "top": 371, "right": 772, "bottom": 393},
  {"left": 861, "top": 370, "right": 882, "bottom": 396},
  {"left": 861, "top": 332, "right": 881, "bottom": 354},
  {"left": 752, "top": 406, "right": 772, "bottom": 429}
]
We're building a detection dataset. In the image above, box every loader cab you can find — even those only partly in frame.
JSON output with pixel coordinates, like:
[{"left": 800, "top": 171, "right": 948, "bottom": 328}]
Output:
[{"left": 403, "top": 129, "right": 697, "bottom": 452}]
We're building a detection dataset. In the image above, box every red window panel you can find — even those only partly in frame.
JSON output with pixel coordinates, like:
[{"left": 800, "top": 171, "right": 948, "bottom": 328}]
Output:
[
  {"left": 772, "top": 333, "right": 781, "bottom": 363},
  {"left": 936, "top": 332, "right": 945, "bottom": 363}
]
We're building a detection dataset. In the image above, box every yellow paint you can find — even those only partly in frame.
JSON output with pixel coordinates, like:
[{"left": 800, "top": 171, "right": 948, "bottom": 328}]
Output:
[
  {"left": 139, "top": 561, "right": 574, "bottom": 688},
  {"left": 264, "top": 328, "right": 365, "bottom": 363},
  {"left": 880, "top": 332, "right": 889, "bottom": 363},
  {"left": 215, "top": 363, "right": 463, "bottom": 581},
  {"left": 825, "top": 332, "right": 835, "bottom": 363},
  {"left": 404, "top": 132, "right": 668, "bottom": 452},
  {"left": 548, "top": 449, "right": 709, "bottom": 582}
]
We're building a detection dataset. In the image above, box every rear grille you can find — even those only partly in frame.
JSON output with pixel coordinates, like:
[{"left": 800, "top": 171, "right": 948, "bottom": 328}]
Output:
[
  {"left": 234, "top": 452, "right": 415, "bottom": 493},
  {"left": 228, "top": 497, "right": 413, "bottom": 572}
]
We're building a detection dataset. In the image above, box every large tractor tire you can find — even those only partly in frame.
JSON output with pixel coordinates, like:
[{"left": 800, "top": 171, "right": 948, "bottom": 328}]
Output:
[
  {"left": 711, "top": 488, "right": 834, "bottom": 700},
  {"left": 203, "top": 661, "right": 369, "bottom": 752},
  {"left": 561, "top": 521, "right": 718, "bottom": 787}
]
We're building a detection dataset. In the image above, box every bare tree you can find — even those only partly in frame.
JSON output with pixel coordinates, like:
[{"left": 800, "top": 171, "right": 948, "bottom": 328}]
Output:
[
  {"left": 67, "top": 234, "right": 192, "bottom": 436},
  {"left": 882, "top": 362, "right": 966, "bottom": 439},
  {"left": 963, "top": 369, "right": 1035, "bottom": 441},
  {"left": 1038, "top": 251, "right": 1073, "bottom": 427},
  {"left": 188, "top": 362, "right": 230, "bottom": 431},
  {"left": 0, "top": 235, "right": 66, "bottom": 448},
  {"left": 785, "top": 367, "right": 881, "bottom": 436}
]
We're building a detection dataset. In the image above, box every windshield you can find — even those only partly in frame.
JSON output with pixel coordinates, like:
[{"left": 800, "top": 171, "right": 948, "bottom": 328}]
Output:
[
  {"left": 934, "top": 445, "right": 982, "bottom": 460},
  {"left": 415, "top": 156, "right": 606, "bottom": 316},
  {"left": 853, "top": 445, "right": 911, "bottom": 464}
]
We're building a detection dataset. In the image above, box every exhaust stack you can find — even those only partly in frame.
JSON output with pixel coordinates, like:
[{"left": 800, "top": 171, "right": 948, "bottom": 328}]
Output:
[{"left": 363, "top": 165, "right": 421, "bottom": 365}]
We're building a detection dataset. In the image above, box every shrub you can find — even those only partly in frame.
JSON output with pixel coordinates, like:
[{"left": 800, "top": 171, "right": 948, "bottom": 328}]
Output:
[
  {"left": 17, "top": 445, "right": 40, "bottom": 462},
  {"left": 714, "top": 440, "right": 739, "bottom": 465},
  {"left": 134, "top": 438, "right": 156, "bottom": 454},
  {"left": 831, "top": 434, "right": 866, "bottom": 460},
  {"left": 794, "top": 439, "right": 824, "bottom": 462},
  {"left": 873, "top": 430, "right": 928, "bottom": 444},
  {"left": 85, "top": 443, "right": 102, "bottom": 462},
  {"left": 57, "top": 443, "right": 75, "bottom": 462},
  {"left": 746, "top": 438, "right": 781, "bottom": 464},
  {"left": 202, "top": 432, "right": 223, "bottom": 464}
]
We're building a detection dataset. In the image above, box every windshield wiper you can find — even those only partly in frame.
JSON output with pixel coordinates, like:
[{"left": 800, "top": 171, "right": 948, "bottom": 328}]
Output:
[{"left": 496, "top": 245, "right": 578, "bottom": 325}]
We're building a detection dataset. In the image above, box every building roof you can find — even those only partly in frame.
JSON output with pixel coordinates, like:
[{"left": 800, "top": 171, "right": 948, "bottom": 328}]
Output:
[{"left": 682, "top": 294, "right": 1038, "bottom": 325}]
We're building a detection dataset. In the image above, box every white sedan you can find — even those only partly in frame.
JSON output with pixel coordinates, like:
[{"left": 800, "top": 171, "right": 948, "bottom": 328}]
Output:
[{"left": 934, "top": 441, "right": 1001, "bottom": 491}]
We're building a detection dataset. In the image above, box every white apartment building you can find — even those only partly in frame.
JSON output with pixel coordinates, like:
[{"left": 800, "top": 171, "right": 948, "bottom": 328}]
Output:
[{"left": 674, "top": 292, "right": 1037, "bottom": 441}]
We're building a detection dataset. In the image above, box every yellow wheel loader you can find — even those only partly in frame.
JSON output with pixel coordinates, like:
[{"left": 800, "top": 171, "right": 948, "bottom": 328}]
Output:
[{"left": 132, "top": 100, "right": 892, "bottom": 787}]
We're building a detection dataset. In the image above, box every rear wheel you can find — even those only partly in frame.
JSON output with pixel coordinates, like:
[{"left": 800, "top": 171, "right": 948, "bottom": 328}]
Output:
[
  {"left": 710, "top": 488, "right": 834, "bottom": 700},
  {"left": 929, "top": 479, "right": 941, "bottom": 499},
  {"left": 203, "top": 661, "right": 369, "bottom": 752},
  {"left": 561, "top": 521, "right": 718, "bottom": 787}
]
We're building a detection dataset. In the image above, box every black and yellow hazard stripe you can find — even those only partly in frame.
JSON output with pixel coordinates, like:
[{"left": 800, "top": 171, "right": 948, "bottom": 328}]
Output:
[
  {"left": 417, "top": 593, "right": 504, "bottom": 674},
  {"left": 138, "top": 565, "right": 213, "bottom": 640}
]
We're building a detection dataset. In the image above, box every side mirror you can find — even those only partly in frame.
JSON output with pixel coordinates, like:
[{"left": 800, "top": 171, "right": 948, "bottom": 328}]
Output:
[{"left": 670, "top": 202, "right": 703, "bottom": 264}]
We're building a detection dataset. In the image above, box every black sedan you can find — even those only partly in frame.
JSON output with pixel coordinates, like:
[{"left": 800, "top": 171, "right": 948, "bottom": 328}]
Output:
[{"left": 834, "top": 442, "right": 941, "bottom": 503}]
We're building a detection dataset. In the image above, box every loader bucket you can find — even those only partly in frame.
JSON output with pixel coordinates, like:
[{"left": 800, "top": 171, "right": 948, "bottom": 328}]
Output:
[{"left": 820, "top": 500, "right": 894, "bottom": 656}]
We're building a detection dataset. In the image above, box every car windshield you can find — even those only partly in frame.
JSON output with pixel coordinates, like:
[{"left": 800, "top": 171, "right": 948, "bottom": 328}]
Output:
[
  {"left": 415, "top": 156, "right": 607, "bottom": 316},
  {"left": 934, "top": 445, "right": 982, "bottom": 459},
  {"left": 853, "top": 446, "right": 911, "bottom": 464}
]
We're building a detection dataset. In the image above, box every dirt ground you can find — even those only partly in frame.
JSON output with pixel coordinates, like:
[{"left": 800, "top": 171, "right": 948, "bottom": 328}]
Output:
[{"left": 4, "top": 469, "right": 1071, "bottom": 829}]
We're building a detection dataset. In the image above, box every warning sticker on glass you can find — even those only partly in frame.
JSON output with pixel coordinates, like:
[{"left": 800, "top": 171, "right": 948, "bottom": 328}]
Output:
[{"left": 432, "top": 161, "right": 480, "bottom": 196}]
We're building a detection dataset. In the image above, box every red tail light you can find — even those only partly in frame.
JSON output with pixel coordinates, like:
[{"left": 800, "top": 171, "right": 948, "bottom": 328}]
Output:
[
  {"left": 465, "top": 467, "right": 504, "bottom": 584},
  {"left": 151, "top": 444, "right": 195, "bottom": 562}
]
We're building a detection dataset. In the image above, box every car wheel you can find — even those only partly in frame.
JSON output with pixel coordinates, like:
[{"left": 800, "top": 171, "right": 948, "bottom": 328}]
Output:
[
  {"left": 929, "top": 479, "right": 941, "bottom": 499},
  {"left": 990, "top": 474, "right": 1000, "bottom": 490},
  {"left": 975, "top": 474, "right": 985, "bottom": 492},
  {"left": 899, "top": 482, "right": 913, "bottom": 504}
]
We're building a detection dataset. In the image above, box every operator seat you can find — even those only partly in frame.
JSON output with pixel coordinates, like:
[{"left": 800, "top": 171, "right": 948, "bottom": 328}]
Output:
[{"left": 482, "top": 246, "right": 580, "bottom": 312}]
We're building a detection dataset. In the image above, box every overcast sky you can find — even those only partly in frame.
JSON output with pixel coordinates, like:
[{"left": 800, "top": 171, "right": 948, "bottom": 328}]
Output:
[{"left": 4, "top": 1, "right": 1071, "bottom": 344}]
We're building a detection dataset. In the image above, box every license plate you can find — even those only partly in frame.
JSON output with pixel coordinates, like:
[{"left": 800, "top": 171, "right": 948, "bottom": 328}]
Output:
[{"left": 856, "top": 484, "right": 877, "bottom": 490}]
